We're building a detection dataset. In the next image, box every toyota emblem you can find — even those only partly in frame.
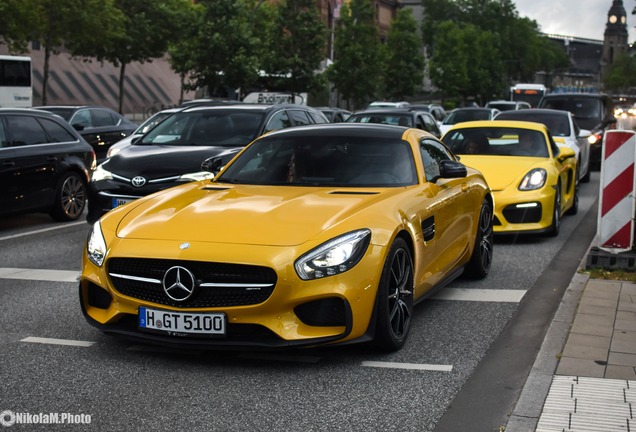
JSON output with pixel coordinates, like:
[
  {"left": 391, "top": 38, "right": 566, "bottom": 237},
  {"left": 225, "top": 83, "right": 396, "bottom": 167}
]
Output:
[
  {"left": 131, "top": 176, "right": 147, "bottom": 187},
  {"left": 162, "top": 266, "right": 196, "bottom": 302}
]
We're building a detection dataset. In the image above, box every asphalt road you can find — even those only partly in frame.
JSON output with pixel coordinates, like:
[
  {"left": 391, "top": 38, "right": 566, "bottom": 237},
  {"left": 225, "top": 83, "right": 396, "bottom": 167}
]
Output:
[{"left": 0, "top": 172, "right": 599, "bottom": 431}]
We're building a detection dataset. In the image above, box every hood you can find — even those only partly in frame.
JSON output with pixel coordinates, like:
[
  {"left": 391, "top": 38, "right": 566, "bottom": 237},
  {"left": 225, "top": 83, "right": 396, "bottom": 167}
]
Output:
[
  {"left": 116, "top": 183, "right": 390, "bottom": 246},
  {"left": 458, "top": 156, "right": 542, "bottom": 190},
  {"left": 103, "top": 144, "right": 243, "bottom": 179}
]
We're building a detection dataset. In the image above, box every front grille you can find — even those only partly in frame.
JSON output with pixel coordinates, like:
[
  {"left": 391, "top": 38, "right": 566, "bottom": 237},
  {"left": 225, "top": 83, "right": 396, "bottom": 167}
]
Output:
[{"left": 108, "top": 258, "right": 277, "bottom": 308}]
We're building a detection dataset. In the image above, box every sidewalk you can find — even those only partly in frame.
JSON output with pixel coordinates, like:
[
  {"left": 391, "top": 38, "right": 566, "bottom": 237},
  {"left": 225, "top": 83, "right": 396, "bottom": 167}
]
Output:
[{"left": 506, "top": 260, "right": 636, "bottom": 430}]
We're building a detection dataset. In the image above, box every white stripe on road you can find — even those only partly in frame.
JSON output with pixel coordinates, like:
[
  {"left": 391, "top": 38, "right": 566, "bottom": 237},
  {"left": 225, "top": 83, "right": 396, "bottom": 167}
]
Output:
[
  {"left": 361, "top": 361, "right": 453, "bottom": 372},
  {"left": 433, "top": 288, "right": 526, "bottom": 303},
  {"left": 21, "top": 337, "right": 95, "bottom": 347},
  {"left": 0, "top": 221, "right": 86, "bottom": 241},
  {"left": 0, "top": 268, "right": 79, "bottom": 282}
]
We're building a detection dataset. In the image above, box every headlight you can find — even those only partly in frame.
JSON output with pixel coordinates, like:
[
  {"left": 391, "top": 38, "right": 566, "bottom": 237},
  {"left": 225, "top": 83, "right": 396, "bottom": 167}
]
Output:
[
  {"left": 519, "top": 168, "right": 547, "bottom": 191},
  {"left": 588, "top": 132, "right": 602, "bottom": 145},
  {"left": 107, "top": 147, "right": 121, "bottom": 158},
  {"left": 87, "top": 222, "right": 107, "bottom": 267},
  {"left": 178, "top": 171, "right": 215, "bottom": 182},
  {"left": 92, "top": 165, "right": 113, "bottom": 182},
  {"left": 295, "top": 229, "right": 371, "bottom": 280}
]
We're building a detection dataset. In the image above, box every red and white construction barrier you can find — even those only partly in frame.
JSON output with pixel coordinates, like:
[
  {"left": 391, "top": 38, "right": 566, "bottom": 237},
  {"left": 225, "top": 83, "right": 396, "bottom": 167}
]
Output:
[{"left": 598, "top": 130, "right": 636, "bottom": 253}]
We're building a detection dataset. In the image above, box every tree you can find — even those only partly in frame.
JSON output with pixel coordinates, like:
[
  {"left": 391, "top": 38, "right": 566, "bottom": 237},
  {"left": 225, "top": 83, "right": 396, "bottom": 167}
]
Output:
[
  {"left": 382, "top": 8, "right": 425, "bottom": 100},
  {"left": 93, "top": 0, "right": 188, "bottom": 113},
  {"left": 184, "top": 0, "right": 270, "bottom": 98},
  {"left": 267, "top": 0, "right": 327, "bottom": 102},
  {"left": 428, "top": 21, "right": 471, "bottom": 101},
  {"left": 0, "top": 0, "right": 36, "bottom": 53},
  {"left": 0, "top": 0, "right": 124, "bottom": 106},
  {"left": 604, "top": 53, "right": 636, "bottom": 92},
  {"left": 328, "top": 0, "right": 384, "bottom": 109}
]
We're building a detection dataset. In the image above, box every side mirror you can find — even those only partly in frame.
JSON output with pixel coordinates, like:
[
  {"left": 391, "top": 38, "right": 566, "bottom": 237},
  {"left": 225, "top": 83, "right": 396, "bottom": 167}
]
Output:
[
  {"left": 578, "top": 129, "right": 591, "bottom": 139},
  {"left": 604, "top": 116, "right": 617, "bottom": 127},
  {"left": 72, "top": 123, "right": 85, "bottom": 131},
  {"left": 557, "top": 146, "right": 576, "bottom": 162},
  {"left": 201, "top": 156, "right": 224, "bottom": 175},
  {"left": 439, "top": 159, "right": 467, "bottom": 179}
]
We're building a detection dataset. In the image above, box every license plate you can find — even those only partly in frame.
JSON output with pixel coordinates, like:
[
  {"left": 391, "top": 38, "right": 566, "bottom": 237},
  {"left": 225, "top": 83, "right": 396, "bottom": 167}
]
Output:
[
  {"left": 138, "top": 307, "right": 226, "bottom": 336},
  {"left": 112, "top": 197, "right": 134, "bottom": 208}
]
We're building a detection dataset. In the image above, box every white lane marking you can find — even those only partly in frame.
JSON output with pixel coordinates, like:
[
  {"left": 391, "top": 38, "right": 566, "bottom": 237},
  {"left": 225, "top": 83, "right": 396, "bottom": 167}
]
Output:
[
  {"left": 433, "top": 288, "right": 526, "bottom": 303},
  {"left": 0, "top": 268, "right": 79, "bottom": 282},
  {"left": 0, "top": 221, "right": 86, "bottom": 241},
  {"left": 361, "top": 361, "right": 453, "bottom": 372},
  {"left": 21, "top": 337, "right": 95, "bottom": 347}
]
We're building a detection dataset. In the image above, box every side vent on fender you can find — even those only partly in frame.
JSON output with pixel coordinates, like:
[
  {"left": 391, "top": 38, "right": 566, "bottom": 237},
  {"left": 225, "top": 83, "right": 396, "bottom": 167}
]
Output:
[{"left": 422, "top": 216, "right": 435, "bottom": 242}]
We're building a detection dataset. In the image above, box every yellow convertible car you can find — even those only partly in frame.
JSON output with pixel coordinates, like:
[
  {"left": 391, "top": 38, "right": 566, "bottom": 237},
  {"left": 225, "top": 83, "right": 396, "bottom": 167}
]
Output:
[
  {"left": 80, "top": 124, "right": 493, "bottom": 351},
  {"left": 442, "top": 120, "right": 577, "bottom": 236}
]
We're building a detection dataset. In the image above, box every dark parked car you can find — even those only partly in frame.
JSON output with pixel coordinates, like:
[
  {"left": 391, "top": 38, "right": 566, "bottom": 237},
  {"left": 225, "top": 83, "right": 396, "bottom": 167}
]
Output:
[
  {"left": 0, "top": 108, "right": 95, "bottom": 221},
  {"left": 538, "top": 93, "right": 616, "bottom": 169},
  {"left": 316, "top": 107, "right": 352, "bottom": 122},
  {"left": 34, "top": 105, "right": 138, "bottom": 163},
  {"left": 86, "top": 103, "right": 329, "bottom": 223},
  {"left": 346, "top": 109, "right": 442, "bottom": 138},
  {"left": 408, "top": 104, "right": 447, "bottom": 124}
]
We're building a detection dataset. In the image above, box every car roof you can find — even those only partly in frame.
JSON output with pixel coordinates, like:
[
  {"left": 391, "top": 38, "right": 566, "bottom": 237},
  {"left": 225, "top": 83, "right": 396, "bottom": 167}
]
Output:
[
  {"left": 262, "top": 122, "right": 409, "bottom": 140},
  {"left": 497, "top": 108, "right": 569, "bottom": 117},
  {"left": 448, "top": 120, "right": 550, "bottom": 132},
  {"left": 181, "top": 103, "right": 317, "bottom": 113},
  {"left": 351, "top": 108, "right": 417, "bottom": 115}
]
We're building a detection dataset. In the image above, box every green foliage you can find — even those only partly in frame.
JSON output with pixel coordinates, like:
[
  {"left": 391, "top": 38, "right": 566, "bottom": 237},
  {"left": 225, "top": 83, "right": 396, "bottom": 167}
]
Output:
[
  {"left": 328, "top": 0, "right": 384, "bottom": 109},
  {"left": 0, "top": 0, "right": 37, "bottom": 53},
  {"left": 183, "top": 0, "right": 268, "bottom": 98},
  {"left": 267, "top": 0, "right": 327, "bottom": 99},
  {"left": 422, "top": 0, "right": 570, "bottom": 101},
  {"left": 604, "top": 54, "right": 636, "bottom": 92},
  {"left": 382, "top": 8, "right": 425, "bottom": 100}
]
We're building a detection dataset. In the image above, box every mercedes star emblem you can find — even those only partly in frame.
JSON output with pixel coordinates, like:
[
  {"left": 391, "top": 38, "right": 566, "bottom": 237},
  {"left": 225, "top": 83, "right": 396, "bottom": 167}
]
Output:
[{"left": 162, "top": 266, "right": 196, "bottom": 302}]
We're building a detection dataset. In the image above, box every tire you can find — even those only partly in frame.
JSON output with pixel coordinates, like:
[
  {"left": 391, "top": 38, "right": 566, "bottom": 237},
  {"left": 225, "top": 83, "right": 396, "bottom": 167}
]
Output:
[
  {"left": 566, "top": 183, "right": 579, "bottom": 216},
  {"left": 547, "top": 183, "right": 561, "bottom": 237},
  {"left": 581, "top": 167, "right": 591, "bottom": 183},
  {"left": 50, "top": 171, "right": 87, "bottom": 222},
  {"left": 373, "top": 237, "right": 414, "bottom": 351},
  {"left": 464, "top": 199, "right": 494, "bottom": 279}
]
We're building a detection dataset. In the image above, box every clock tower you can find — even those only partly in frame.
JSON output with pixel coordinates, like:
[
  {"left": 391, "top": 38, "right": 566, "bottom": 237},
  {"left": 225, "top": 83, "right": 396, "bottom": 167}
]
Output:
[{"left": 601, "top": 0, "right": 629, "bottom": 81}]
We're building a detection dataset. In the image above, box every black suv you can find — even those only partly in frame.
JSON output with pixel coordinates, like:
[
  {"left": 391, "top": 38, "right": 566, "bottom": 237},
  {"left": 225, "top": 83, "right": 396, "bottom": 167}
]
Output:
[
  {"left": 0, "top": 108, "right": 96, "bottom": 221},
  {"left": 538, "top": 93, "right": 616, "bottom": 169},
  {"left": 86, "top": 103, "right": 329, "bottom": 223}
]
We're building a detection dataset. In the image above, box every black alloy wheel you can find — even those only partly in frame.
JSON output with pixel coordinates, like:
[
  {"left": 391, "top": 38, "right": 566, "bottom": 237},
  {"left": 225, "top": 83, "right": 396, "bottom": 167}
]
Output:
[
  {"left": 464, "top": 199, "right": 494, "bottom": 279},
  {"left": 51, "top": 172, "right": 87, "bottom": 221},
  {"left": 374, "top": 237, "right": 414, "bottom": 351}
]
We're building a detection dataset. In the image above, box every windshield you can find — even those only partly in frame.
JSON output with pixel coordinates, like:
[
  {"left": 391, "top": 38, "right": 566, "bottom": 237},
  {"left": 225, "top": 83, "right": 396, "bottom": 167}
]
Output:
[
  {"left": 497, "top": 113, "right": 571, "bottom": 137},
  {"left": 443, "top": 109, "right": 493, "bottom": 125},
  {"left": 134, "top": 112, "right": 174, "bottom": 135},
  {"left": 347, "top": 114, "right": 413, "bottom": 127},
  {"left": 442, "top": 127, "right": 549, "bottom": 157},
  {"left": 216, "top": 134, "right": 417, "bottom": 187},
  {"left": 139, "top": 110, "right": 265, "bottom": 147},
  {"left": 541, "top": 98, "right": 602, "bottom": 120}
]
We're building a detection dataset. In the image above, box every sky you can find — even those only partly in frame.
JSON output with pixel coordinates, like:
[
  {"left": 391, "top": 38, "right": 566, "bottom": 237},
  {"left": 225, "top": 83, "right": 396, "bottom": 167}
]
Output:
[{"left": 514, "top": 0, "right": 635, "bottom": 42}]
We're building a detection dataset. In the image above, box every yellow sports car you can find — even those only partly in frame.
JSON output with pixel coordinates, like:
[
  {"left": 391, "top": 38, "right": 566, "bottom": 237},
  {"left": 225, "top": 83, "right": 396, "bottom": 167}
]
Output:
[
  {"left": 442, "top": 120, "right": 577, "bottom": 236},
  {"left": 80, "top": 124, "right": 493, "bottom": 351}
]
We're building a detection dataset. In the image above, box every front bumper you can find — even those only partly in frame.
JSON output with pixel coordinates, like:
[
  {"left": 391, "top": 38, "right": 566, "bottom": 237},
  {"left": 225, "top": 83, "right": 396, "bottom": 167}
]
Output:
[
  {"left": 79, "top": 239, "right": 386, "bottom": 350},
  {"left": 491, "top": 187, "right": 556, "bottom": 234}
]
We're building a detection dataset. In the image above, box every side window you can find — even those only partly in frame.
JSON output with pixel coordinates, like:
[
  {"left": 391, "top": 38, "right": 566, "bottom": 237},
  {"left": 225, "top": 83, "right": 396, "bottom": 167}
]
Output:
[
  {"left": 308, "top": 111, "right": 329, "bottom": 124},
  {"left": 264, "top": 111, "right": 292, "bottom": 133},
  {"left": 91, "top": 109, "right": 117, "bottom": 127},
  {"left": 422, "top": 114, "right": 439, "bottom": 135},
  {"left": 5, "top": 115, "right": 48, "bottom": 146},
  {"left": 419, "top": 138, "right": 453, "bottom": 182},
  {"left": 39, "top": 118, "right": 77, "bottom": 143},
  {"left": 70, "top": 110, "right": 92, "bottom": 128},
  {"left": 289, "top": 110, "right": 312, "bottom": 126}
]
